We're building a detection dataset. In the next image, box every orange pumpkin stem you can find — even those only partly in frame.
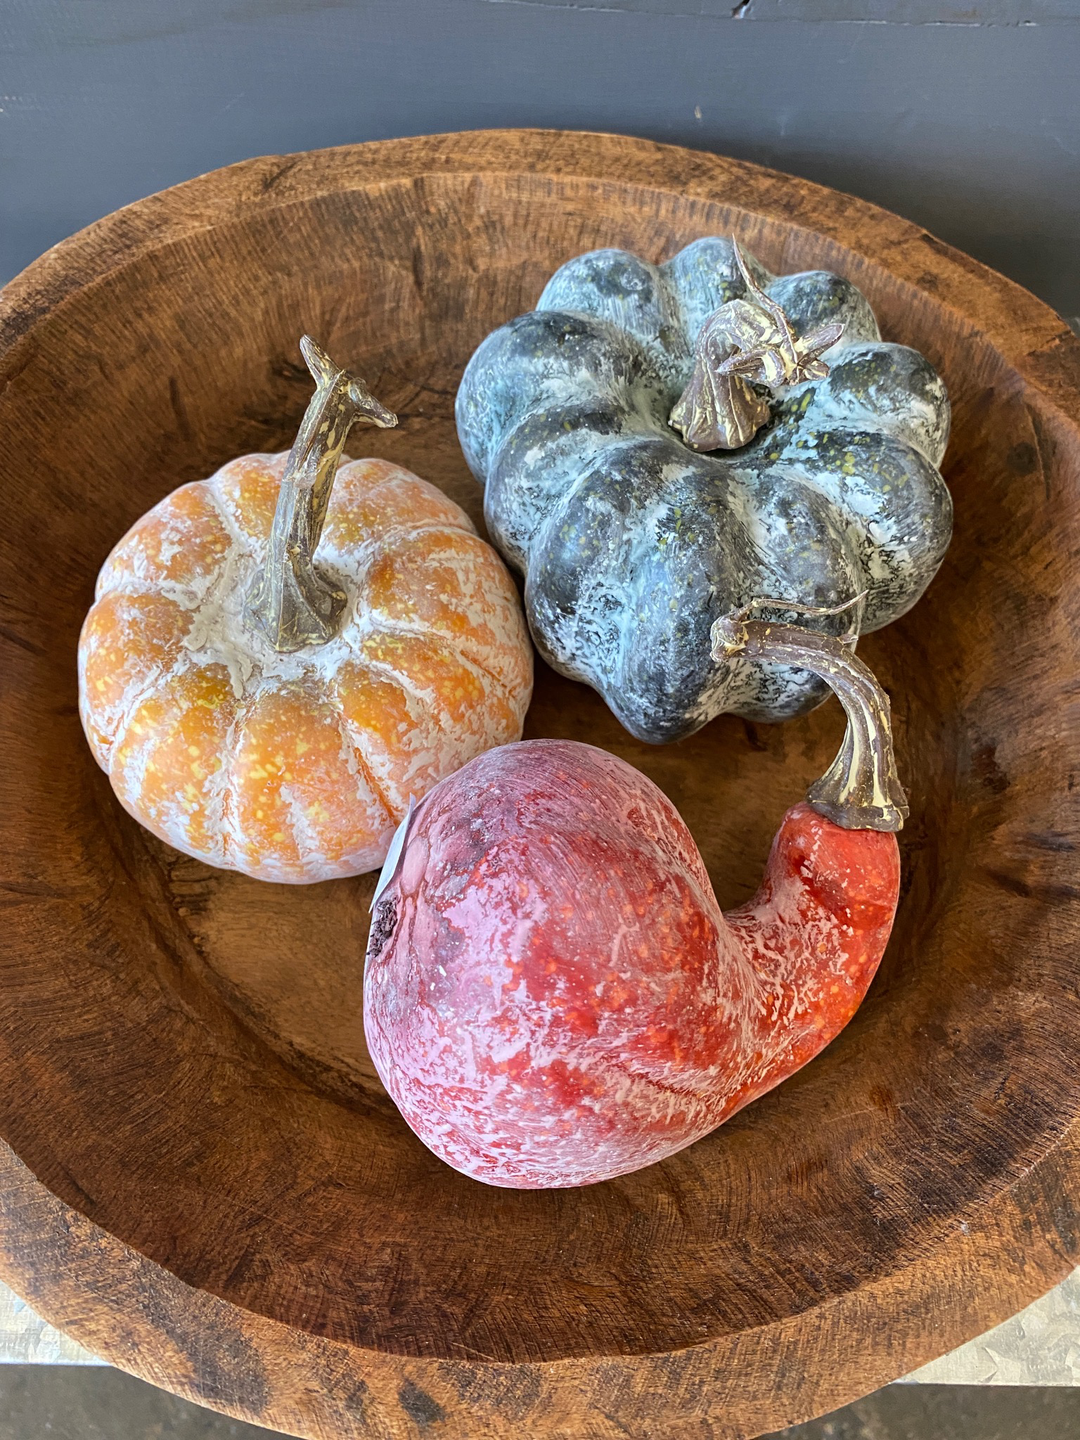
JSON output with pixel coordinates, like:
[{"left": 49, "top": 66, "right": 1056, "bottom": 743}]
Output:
[{"left": 245, "top": 336, "right": 398, "bottom": 652}]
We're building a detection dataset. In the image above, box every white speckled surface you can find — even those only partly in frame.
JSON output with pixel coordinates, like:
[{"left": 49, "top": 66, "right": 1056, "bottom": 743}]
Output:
[{"left": 3, "top": 1271, "right": 1079, "bottom": 1381}]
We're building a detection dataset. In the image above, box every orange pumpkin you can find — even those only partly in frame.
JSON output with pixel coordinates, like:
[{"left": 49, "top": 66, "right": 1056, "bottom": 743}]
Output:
[{"left": 78, "top": 338, "right": 533, "bottom": 883}]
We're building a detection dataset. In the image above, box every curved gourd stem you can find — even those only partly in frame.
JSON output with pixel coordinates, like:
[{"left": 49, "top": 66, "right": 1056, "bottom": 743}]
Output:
[
  {"left": 711, "top": 597, "right": 908, "bottom": 833},
  {"left": 245, "top": 335, "right": 398, "bottom": 653}
]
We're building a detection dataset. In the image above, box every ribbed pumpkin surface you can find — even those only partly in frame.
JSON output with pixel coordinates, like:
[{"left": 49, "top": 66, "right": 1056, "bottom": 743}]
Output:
[{"left": 79, "top": 454, "right": 532, "bottom": 882}]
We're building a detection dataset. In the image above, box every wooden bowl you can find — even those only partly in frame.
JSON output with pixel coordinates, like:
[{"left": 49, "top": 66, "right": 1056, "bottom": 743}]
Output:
[{"left": 2, "top": 130, "right": 1080, "bottom": 1440}]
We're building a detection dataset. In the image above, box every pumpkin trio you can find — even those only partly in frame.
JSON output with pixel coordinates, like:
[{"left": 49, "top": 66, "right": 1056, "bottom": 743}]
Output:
[{"left": 78, "top": 238, "right": 951, "bottom": 1188}]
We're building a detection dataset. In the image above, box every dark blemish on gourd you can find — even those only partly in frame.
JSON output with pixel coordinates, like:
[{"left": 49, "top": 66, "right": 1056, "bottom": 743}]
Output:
[
  {"left": 398, "top": 1380, "right": 446, "bottom": 1428},
  {"left": 368, "top": 897, "right": 398, "bottom": 961}
]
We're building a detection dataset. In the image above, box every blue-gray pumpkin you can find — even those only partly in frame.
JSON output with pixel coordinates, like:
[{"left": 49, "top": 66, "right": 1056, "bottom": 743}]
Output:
[{"left": 455, "top": 238, "right": 951, "bottom": 744}]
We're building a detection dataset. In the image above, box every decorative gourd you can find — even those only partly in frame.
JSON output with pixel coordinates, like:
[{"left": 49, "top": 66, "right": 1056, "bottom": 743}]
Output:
[
  {"left": 456, "top": 236, "right": 952, "bottom": 743},
  {"left": 365, "top": 602, "right": 905, "bottom": 1189},
  {"left": 79, "top": 338, "right": 532, "bottom": 883}
]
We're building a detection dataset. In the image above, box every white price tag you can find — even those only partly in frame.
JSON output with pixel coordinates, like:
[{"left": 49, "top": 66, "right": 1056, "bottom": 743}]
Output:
[{"left": 370, "top": 797, "right": 417, "bottom": 911}]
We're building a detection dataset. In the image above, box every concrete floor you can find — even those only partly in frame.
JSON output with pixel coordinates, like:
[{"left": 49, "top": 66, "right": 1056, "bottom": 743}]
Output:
[
  {"left": 0, "top": 1369, "right": 270, "bottom": 1440},
  {"left": 1, "top": 1370, "right": 1080, "bottom": 1440},
  {"left": 765, "top": 1384, "right": 1080, "bottom": 1438}
]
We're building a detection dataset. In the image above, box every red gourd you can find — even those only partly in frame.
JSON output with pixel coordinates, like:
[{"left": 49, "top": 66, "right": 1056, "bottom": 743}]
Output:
[{"left": 364, "top": 605, "right": 907, "bottom": 1189}]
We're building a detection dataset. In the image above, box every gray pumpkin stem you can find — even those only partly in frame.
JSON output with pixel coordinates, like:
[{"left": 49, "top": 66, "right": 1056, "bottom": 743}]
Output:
[
  {"left": 670, "top": 240, "right": 844, "bottom": 453},
  {"left": 245, "top": 336, "right": 398, "bottom": 653},
  {"left": 711, "top": 596, "right": 908, "bottom": 833}
]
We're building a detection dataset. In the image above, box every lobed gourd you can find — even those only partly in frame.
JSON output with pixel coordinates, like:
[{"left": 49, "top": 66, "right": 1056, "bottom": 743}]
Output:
[
  {"left": 79, "top": 339, "right": 533, "bottom": 883},
  {"left": 456, "top": 237, "right": 952, "bottom": 743}
]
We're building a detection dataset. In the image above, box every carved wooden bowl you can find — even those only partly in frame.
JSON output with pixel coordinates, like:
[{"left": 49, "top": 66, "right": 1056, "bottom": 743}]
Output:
[{"left": 2, "top": 131, "right": 1079, "bottom": 1440}]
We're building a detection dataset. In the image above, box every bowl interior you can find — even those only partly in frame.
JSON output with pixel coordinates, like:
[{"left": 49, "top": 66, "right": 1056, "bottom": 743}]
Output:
[{"left": 1, "top": 158, "right": 1077, "bottom": 1367}]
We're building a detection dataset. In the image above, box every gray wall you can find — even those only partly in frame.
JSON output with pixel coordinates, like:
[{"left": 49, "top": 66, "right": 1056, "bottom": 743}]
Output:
[{"left": 2, "top": 0, "right": 1078, "bottom": 321}]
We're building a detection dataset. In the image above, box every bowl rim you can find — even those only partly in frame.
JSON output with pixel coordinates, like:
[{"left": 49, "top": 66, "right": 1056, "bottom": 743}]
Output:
[{"left": 2, "top": 127, "right": 1080, "bottom": 1440}]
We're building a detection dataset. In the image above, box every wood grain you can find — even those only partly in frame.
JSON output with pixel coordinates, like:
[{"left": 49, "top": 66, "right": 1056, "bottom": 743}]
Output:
[{"left": 1, "top": 129, "right": 1079, "bottom": 1439}]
